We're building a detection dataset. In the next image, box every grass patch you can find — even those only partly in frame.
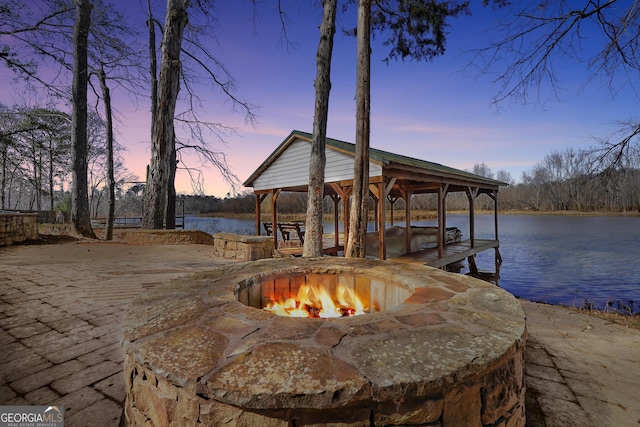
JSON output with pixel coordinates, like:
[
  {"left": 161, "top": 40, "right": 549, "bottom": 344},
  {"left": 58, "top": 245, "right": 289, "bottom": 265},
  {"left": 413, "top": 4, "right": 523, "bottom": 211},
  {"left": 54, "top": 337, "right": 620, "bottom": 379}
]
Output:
[{"left": 565, "top": 307, "right": 640, "bottom": 330}]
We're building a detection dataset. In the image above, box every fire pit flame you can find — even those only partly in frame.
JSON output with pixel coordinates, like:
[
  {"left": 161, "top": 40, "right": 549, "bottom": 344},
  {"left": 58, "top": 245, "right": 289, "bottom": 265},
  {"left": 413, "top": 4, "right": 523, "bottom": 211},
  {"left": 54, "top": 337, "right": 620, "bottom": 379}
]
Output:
[{"left": 263, "top": 283, "right": 370, "bottom": 318}]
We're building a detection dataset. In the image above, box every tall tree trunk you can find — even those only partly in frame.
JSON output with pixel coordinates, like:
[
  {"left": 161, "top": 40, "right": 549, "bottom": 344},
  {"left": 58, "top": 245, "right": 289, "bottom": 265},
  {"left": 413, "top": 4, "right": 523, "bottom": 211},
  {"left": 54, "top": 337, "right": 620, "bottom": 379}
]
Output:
[
  {"left": 303, "top": 0, "right": 337, "bottom": 258},
  {"left": 149, "top": 0, "right": 178, "bottom": 230},
  {"left": 71, "top": 0, "right": 96, "bottom": 238},
  {"left": 98, "top": 65, "right": 115, "bottom": 240},
  {"left": 345, "top": 0, "right": 371, "bottom": 258},
  {"left": 1, "top": 141, "right": 6, "bottom": 209},
  {"left": 165, "top": 129, "right": 177, "bottom": 229},
  {"left": 147, "top": 0, "right": 158, "bottom": 143},
  {"left": 48, "top": 137, "right": 54, "bottom": 211},
  {"left": 142, "top": 0, "right": 189, "bottom": 229}
]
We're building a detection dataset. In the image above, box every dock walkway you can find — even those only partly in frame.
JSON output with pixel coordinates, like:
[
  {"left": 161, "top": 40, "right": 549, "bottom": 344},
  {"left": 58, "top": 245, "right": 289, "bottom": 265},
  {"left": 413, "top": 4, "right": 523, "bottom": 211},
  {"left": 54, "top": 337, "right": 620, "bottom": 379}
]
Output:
[{"left": 275, "top": 236, "right": 501, "bottom": 276}]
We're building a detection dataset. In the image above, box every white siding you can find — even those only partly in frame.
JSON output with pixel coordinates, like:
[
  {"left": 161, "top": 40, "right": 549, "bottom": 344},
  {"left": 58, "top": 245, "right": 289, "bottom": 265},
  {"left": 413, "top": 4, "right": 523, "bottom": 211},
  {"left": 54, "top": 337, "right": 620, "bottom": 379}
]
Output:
[{"left": 252, "top": 137, "right": 382, "bottom": 191}]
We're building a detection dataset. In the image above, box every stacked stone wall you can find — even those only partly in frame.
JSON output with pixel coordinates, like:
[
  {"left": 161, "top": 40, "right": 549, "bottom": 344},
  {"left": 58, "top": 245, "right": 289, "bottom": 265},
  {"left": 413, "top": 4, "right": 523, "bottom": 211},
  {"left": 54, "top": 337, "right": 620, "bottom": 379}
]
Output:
[
  {"left": 0, "top": 213, "right": 39, "bottom": 247},
  {"left": 211, "top": 232, "right": 274, "bottom": 261},
  {"left": 124, "top": 346, "right": 526, "bottom": 426},
  {"left": 123, "top": 230, "right": 273, "bottom": 261},
  {"left": 124, "top": 230, "right": 216, "bottom": 245}
]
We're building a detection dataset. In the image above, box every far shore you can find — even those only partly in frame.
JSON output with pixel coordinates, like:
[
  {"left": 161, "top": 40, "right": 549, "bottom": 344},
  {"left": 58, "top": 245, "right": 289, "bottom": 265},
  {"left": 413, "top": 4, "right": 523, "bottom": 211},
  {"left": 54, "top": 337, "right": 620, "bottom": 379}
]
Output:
[{"left": 202, "top": 209, "right": 640, "bottom": 221}]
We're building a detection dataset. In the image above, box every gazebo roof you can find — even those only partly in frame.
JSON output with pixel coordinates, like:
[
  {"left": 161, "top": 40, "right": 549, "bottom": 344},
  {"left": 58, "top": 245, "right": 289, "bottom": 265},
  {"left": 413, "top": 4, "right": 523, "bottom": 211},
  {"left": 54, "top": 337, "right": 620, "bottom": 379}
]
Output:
[{"left": 244, "top": 130, "right": 507, "bottom": 195}]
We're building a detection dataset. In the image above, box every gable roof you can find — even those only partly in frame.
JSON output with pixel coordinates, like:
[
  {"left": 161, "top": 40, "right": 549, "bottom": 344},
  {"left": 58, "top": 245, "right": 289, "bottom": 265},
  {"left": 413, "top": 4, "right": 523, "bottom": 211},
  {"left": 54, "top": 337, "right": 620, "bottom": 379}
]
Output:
[{"left": 243, "top": 130, "right": 507, "bottom": 192}]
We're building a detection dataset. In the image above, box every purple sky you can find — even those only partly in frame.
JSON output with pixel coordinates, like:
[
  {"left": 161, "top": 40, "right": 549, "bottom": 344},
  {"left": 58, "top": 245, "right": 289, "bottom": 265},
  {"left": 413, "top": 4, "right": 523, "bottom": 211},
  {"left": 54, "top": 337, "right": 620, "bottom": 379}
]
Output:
[{"left": 3, "top": 1, "right": 636, "bottom": 197}]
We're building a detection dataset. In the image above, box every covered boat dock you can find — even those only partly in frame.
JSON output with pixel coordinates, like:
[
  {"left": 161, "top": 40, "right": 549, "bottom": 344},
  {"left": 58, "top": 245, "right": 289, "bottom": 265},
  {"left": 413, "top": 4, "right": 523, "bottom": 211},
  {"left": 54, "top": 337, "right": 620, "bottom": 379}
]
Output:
[{"left": 243, "top": 130, "right": 507, "bottom": 275}]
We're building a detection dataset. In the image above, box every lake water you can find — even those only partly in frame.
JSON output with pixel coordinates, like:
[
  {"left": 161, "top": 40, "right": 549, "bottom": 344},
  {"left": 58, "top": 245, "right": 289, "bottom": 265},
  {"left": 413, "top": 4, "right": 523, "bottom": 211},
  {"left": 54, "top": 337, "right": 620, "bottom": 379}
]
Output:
[{"left": 184, "top": 214, "right": 640, "bottom": 313}]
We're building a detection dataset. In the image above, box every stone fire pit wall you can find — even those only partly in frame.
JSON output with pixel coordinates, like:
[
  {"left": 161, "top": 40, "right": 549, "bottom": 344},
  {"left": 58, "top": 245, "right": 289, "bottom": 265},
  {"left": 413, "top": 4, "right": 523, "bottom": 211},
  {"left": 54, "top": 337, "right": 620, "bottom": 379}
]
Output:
[{"left": 122, "top": 258, "right": 527, "bottom": 426}]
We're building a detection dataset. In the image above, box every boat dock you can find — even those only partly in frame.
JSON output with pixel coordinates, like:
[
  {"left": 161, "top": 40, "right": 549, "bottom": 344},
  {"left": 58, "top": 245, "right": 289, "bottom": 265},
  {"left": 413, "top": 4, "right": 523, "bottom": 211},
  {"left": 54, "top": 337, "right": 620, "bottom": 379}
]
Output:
[{"left": 275, "top": 234, "right": 502, "bottom": 281}]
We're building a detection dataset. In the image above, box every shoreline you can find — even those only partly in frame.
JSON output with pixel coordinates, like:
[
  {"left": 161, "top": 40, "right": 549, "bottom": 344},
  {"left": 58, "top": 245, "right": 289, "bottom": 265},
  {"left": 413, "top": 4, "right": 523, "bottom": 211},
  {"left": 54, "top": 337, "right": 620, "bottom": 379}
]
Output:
[{"left": 202, "top": 209, "right": 640, "bottom": 221}]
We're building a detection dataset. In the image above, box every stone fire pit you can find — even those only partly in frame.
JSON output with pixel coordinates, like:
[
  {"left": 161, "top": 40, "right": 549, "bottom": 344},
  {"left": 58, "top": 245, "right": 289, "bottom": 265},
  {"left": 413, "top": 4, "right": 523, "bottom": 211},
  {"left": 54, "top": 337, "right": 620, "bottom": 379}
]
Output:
[{"left": 122, "top": 258, "right": 526, "bottom": 426}]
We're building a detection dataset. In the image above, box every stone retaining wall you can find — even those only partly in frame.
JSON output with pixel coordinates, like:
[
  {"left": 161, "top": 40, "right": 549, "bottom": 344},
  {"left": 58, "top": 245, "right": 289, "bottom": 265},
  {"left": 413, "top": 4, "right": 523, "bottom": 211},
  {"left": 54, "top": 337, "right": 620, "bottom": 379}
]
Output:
[
  {"left": 124, "top": 229, "right": 216, "bottom": 245},
  {"left": 211, "top": 232, "right": 274, "bottom": 261},
  {"left": 0, "top": 213, "right": 39, "bottom": 246},
  {"left": 123, "top": 230, "right": 274, "bottom": 261}
]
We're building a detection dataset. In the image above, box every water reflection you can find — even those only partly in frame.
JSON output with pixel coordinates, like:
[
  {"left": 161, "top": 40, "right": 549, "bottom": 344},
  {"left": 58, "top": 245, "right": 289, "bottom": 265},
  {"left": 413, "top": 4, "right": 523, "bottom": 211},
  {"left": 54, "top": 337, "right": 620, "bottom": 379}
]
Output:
[{"left": 474, "top": 215, "right": 640, "bottom": 314}]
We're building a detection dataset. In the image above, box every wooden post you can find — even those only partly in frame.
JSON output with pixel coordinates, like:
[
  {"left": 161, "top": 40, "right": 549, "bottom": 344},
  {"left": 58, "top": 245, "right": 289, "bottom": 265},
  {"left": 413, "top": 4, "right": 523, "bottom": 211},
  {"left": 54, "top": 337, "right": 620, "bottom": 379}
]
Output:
[
  {"left": 493, "top": 190, "right": 499, "bottom": 240},
  {"left": 330, "top": 183, "right": 351, "bottom": 251},
  {"left": 492, "top": 190, "right": 501, "bottom": 278},
  {"left": 467, "top": 187, "right": 478, "bottom": 248},
  {"left": 331, "top": 194, "right": 340, "bottom": 248},
  {"left": 377, "top": 182, "right": 386, "bottom": 260},
  {"left": 437, "top": 184, "right": 449, "bottom": 259},
  {"left": 403, "top": 189, "right": 412, "bottom": 255},
  {"left": 468, "top": 255, "right": 479, "bottom": 275},
  {"left": 370, "top": 184, "right": 379, "bottom": 232},
  {"left": 271, "top": 189, "right": 281, "bottom": 249},
  {"left": 255, "top": 193, "right": 267, "bottom": 236},
  {"left": 387, "top": 195, "right": 398, "bottom": 226},
  {"left": 371, "top": 178, "right": 394, "bottom": 260}
]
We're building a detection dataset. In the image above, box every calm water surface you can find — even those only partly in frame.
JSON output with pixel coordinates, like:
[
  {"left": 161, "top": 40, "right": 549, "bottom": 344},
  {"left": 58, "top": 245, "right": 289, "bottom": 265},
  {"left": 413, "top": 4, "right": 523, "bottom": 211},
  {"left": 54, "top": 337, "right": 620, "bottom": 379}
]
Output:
[{"left": 184, "top": 214, "right": 640, "bottom": 313}]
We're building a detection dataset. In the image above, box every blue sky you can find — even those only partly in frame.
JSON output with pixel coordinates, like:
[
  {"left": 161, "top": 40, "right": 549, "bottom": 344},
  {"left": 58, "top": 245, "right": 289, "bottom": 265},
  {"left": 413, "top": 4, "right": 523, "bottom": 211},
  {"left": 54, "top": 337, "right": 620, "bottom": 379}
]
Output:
[
  {"left": 3, "top": 1, "right": 637, "bottom": 197},
  {"left": 185, "top": 1, "right": 637, "bottom": 196}
]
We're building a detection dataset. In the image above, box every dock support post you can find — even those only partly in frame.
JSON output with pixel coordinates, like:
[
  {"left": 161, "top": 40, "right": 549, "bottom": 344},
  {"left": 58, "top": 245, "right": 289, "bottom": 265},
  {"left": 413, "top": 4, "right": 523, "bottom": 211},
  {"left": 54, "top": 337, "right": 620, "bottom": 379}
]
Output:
[{"left": 467, "top": 255, "right": 478, "bottom": 275}]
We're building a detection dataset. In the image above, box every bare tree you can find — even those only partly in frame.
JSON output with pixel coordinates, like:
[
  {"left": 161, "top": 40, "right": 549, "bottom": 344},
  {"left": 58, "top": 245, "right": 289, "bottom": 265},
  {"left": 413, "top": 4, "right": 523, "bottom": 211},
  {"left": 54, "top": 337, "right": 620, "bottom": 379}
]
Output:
[
  {"left": 472, "top": 162, "right": 495, "bottom": 179},
  {"left": 0, "top": 0, "right": 74, "bottom": 97},
  {"left": 173, "top": 29, "right": 257, "bottom": 191},
  {"left": 2, "top": 0, "right": 143, "bottom": 236},
  {"left": 145, "top": 0, "right": 178, "bottom": 228},
  {"left": 473, "top": 1, "right": 640, "bottom": 170},
  {"left": 142, "top": 0, "right": 189, "bottom": 229},
  {"left": 87, "top": 1, "right": 145, "bottom": 238},
  {"left": 147, "top": 0, "right": 159, "bottom": 143},
  {"left": 345, "top": 0, "right": 371, "bottom": 258},
  {"left": 142, "top": 0, "right": 257, "bottom": 229},
  {"left": 0, "top": 106, "right": 72, "bottom": 211},
  {"left": 70, "top": 0, "right": 96, "bottom": 237},
  {"left": 97, "top": 65, "right": 115, "bottom": 239},
  {"left": 496, "top": 169, "right": 514, "bottom": 185},
  {"left": 344, "top": 0, "right": 482, "bottom": 257},
  {"left": 303, "top": 0, "right": 338, "bottom": 258}
]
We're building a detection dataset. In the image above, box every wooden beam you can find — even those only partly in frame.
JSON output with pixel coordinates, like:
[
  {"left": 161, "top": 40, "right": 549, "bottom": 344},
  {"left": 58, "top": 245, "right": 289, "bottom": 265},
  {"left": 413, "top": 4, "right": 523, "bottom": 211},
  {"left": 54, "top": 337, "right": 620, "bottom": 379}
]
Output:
[
  {"left": 382, "top": 166, "right": 501, "bottom": 190},
  {"left": 368, "top": 183, "right": 380, "bottom": 199},
  {"left": 384, "top": 177, "right": 397, "bottom": 195}
]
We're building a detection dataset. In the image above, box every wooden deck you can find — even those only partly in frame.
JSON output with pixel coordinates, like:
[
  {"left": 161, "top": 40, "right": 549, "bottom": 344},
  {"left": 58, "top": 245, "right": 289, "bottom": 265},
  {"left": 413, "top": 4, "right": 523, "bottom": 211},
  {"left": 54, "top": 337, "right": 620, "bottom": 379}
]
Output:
[
  {"left": 389, "top": 239, "right": 501, "bottom": 269},
  {"left": 274, "top": 235, "right": 500, "bottom": 272},
  {"left": 273, "top": 233, "right": 343, "bottom": 257}
]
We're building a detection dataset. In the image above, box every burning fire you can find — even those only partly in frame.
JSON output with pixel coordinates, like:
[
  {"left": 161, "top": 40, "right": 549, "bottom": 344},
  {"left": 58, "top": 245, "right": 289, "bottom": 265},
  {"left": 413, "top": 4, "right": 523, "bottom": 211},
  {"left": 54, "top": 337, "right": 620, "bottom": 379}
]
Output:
[{"left": 263, "top": 283, "right": 369, "bottom": 318}]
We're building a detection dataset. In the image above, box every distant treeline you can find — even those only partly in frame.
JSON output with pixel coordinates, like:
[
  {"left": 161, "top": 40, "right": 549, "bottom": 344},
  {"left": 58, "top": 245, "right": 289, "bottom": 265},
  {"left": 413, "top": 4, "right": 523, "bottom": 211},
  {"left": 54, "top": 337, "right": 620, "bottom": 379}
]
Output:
[
  {"left": 181, "top": 147, "right": 640, "bottom": 216},
  {"left": 180, "top": 169, "right": 640, "bottom": 217},
  {"left": 4, "top": 110, "right": 637, "bottom": 217}
]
